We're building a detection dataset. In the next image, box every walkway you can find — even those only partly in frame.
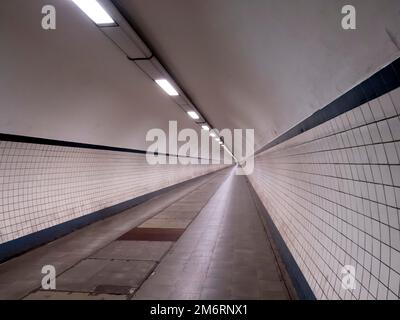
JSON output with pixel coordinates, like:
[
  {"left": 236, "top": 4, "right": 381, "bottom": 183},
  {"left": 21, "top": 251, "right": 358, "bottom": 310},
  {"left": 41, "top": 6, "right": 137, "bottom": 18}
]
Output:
[{"left": 0, "top": 167, "right": 292, "bottom": 300}]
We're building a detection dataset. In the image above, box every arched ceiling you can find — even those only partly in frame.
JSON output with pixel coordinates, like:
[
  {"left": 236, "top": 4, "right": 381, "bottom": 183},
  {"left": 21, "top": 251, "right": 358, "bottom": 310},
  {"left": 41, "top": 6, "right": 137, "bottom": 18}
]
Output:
[
  {"left": 115, "top": 0, "right": 400, "bottom": 150},
  {"left": 0, "top": 0, "right": 212, "bottom": 155}
]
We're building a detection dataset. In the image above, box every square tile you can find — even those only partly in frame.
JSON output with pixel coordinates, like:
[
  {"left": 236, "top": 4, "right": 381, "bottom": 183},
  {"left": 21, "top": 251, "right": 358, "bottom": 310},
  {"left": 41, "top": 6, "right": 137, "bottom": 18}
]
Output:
[
  {"left": 90, "top": 241, "right": 172, "bottom": 262},
  {"left": 56, "top": 259, "right": 155, "bottom": 293}
]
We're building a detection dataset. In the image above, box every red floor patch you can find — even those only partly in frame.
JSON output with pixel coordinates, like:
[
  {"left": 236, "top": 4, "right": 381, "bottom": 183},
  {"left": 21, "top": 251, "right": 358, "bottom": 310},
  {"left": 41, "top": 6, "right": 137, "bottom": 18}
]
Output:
[{"left": 117, "top": 228, "right": 185, "bottom": 242}]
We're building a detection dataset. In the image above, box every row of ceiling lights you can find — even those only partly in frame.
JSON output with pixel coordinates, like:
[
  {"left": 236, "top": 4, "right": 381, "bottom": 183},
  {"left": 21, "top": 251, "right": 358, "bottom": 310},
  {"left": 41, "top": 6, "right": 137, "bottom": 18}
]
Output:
[{"left": 71, "top": 0, "right": 235, "bottom": 159}]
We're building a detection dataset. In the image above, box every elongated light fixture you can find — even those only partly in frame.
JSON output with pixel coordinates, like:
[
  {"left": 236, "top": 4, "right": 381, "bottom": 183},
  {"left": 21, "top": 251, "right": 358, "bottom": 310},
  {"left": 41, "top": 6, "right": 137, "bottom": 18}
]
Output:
[
  {"left": 201, "top": 125, "right": 210, "bottom": 131},
  {"left": 187, "top": 111, "right": 200, "bottom": 120},
  {"left": 72, "top": 0, "right": 115, "bottom": 25},
  {"left": 155, "top": 79, "right": 179, "bottom": 96}
]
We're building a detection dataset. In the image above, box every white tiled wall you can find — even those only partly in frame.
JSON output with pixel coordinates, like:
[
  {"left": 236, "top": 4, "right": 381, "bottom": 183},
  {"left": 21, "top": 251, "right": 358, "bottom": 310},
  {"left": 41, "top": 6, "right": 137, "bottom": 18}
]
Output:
[
  {"left": 0, "top": 143, "right": 226, "bottom": 244},
  {"left": 248, "top": 87, "right": 400, "bottom": 300}
]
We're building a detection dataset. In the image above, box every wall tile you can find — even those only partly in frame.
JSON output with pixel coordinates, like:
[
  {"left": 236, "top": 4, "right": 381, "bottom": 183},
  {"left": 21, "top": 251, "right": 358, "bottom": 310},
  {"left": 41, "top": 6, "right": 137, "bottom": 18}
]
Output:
[
  {"left": 248, "top": 89, "right": 400, "bottom": 300},
  {"left": 0, "top": 144, "right": 226, "bottom": 244}
]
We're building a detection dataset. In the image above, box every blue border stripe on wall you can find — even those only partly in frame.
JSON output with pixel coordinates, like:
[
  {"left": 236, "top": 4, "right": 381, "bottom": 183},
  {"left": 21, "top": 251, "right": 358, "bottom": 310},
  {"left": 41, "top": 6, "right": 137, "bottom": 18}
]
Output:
[
  {"left": 0, "top": 168, "right": 225, "bottom": 263},
  {"left": 256, "top": 57, "right": 400, "bottom": 155},
  {"left": 248, "top": 57, "right": 400, "bottom": 299},
  {"left": 0, "top": 133, "right": 209, "bottom": 161},
  {"left": 247, "top": 178, "right": 316, "bottom": 300}
]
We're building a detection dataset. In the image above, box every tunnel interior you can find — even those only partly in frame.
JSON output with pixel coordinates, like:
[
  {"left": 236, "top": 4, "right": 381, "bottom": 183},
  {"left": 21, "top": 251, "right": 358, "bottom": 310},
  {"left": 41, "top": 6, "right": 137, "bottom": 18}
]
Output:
[{"left": 1, "top": 0, "right": 400, "bottom": 301}]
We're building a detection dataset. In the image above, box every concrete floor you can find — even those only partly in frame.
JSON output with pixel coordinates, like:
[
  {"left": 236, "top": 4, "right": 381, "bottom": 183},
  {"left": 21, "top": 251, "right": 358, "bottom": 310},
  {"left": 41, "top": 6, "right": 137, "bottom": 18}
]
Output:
[{"left": 0, "top": 167, "right": 293, "bottom": 300}]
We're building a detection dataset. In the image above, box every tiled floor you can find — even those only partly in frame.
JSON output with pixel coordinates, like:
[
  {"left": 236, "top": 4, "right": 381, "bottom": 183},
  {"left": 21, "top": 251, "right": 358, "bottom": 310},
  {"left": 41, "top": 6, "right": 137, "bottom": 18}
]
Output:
[
  {"left": 133, "top": 170, "right": 291, "bottom": 300},
  {"left": 0, "top": 167, "right": 293, "bottom": 300},
  {"left": 0, "top": 169, "right": 228, "bottom": 299},
  {"left": 90, "top": 241, "right": 173, "bottom": 261},
  {"left": 55, "top": 259, "right": 155, "bottom": 294}
]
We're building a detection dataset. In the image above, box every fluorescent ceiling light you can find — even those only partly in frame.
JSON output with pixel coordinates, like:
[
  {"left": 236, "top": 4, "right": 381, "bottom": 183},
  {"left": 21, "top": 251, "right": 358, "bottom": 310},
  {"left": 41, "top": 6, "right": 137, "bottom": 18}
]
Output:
[
  {"left": 72, "top": 0, "right": 115, "bottom": 25},
  {"left": 219, "top": 141, "right": 223, "bottom": 145},
  {"left": 201, "top": 125, "right": 210, "bottom": 131},
  {"left": 210, "top": 132, "right": 216, "bottom": 138},
  {"left": 223, "top": 145, "right": 233, "bottom": 155},
  {"left": 215, "top": 138, "right": 220, "bottom": 141},
  {"left": 187, "top": 111, "right": 200, "bottom": 120},
  {"left": 155, "top": 79, "right": 179, "bottom": 96}
]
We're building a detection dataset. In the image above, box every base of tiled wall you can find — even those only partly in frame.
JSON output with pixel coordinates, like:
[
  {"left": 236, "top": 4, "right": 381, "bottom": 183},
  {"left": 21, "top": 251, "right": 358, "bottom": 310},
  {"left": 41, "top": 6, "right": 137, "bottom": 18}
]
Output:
[
  {"left": 0, "top": 138, "right": 229, "bottom": 262},
  {"left": 247, "top": 86, "right": 400, "bottom": 300},
  {"left": 0, "top": 166, "right": 228, "bottom": 263},
  {"left": 246, "top": 177, "right": 316, "bottom": 300}
]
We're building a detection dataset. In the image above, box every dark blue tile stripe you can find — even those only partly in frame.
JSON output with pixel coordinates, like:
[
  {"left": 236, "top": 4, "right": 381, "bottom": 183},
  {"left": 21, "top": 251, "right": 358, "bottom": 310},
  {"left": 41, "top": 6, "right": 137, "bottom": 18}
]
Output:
[
  {"left": 0, "top": 133, "right": 208, "bottom": 161},
  {"left": 247, "top": 57, "right": 400, "bottom": 299},
  {"left": 0, "top": 168, "right": 225, "bottom": 263},
  {"left": 256, "top": 57, "right": 400, "bottom": 155},
  {"left": 247, "top": 178, "right": 316, "bottom": 300}
]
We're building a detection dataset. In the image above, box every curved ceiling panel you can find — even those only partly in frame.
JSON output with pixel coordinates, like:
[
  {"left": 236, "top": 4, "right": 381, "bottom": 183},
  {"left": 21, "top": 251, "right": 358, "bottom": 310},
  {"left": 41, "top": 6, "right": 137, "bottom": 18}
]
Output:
[
  {"left": 115, "top": 0, "right": 400, "bottom": 150},
  {"left": 0, "top": 0, "right": 210, "bottom": 155}
]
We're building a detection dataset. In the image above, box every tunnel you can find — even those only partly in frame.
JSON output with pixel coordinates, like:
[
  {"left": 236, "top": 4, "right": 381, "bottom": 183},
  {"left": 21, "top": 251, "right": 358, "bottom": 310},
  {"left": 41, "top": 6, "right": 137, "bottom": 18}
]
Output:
[{"left": 0, "top": 0, "right": 400, "bottom": 303}]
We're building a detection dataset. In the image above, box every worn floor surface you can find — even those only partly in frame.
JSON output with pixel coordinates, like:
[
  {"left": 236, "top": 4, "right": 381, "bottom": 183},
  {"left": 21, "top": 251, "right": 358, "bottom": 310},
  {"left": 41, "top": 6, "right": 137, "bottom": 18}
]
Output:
[{"left": 0, "top": 168, "right": 292, "bottom": 300}]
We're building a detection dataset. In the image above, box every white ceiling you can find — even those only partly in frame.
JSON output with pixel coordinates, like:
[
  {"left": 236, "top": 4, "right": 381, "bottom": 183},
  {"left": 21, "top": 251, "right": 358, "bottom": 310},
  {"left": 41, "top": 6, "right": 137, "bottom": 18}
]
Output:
[
  {"left": 1, "top": 0, "right": 400, "bottom": 155},
  {"left": 115, "top": 0, "right": 400, "bottom": 150},
  {"left": 0, "top": 0, "right": 214, "bottom": 156}
]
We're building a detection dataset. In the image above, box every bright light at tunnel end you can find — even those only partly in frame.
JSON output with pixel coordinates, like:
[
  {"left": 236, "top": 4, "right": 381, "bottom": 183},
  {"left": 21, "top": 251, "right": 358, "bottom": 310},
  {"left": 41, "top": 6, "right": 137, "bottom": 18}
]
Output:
[
  {"left": 155, "top": 79, "right": 179, "bottom": 96},
  {"left": 71, "top": 0, "right": 115, "bottom": 25}
]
